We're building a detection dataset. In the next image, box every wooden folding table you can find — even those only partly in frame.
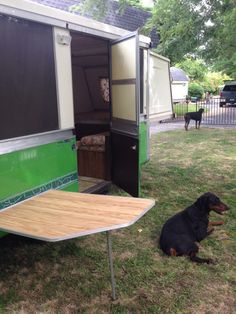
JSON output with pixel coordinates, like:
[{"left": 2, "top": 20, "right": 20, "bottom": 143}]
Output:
[{"left": 0, "top": 190, "right": 155, "bottom": 299}]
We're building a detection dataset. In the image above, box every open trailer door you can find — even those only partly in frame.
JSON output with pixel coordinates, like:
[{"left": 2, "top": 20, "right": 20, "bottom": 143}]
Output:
[
  {"left": 110, "top": 32, "right": 140, "bottom": 197},
  {"left": 149, "top": 51, "right": 173, "bottom": 122}
]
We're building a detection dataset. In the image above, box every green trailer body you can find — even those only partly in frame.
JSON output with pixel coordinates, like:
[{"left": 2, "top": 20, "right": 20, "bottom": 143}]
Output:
[
  {"left": 0, "top": 135, "right": 78, "bottom": 237},
  {"left": 0, "top": 137, "right": 78, "bottom": 208}
]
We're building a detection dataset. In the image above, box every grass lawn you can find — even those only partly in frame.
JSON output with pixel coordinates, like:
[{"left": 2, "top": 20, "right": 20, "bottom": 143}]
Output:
[
  {"left": 174, "top": 103, "right": 199, "bottom": 117},
  {"left": 0, "top": 128, "right": 236, "bottom": 313}
]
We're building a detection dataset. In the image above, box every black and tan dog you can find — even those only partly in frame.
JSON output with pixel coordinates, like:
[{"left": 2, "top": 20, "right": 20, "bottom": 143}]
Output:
[
  {"left": 159, "top": 192, "right": 229, "bottom": 264},
  {"left": 184, "top": 108, "right": 204, "bottom": 131}
]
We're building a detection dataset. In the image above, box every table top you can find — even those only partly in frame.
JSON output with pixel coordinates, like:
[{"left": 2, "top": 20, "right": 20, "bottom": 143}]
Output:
[{"left": 0, "top": 190, "right": 155, "bottom": 242}]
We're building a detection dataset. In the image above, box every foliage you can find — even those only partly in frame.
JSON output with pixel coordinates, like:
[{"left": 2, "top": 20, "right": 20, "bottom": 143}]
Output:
[
  {"left": 147, "top": 0, "right": 236, "bottom": 77},
  {"left": 69, "top": 0, "right": 109, "bottom": 19},
  {"left": 203, "top": 0, "right": 236, "bottom": 78},
  {"left": 202, "top": 72, "right": 231, "bottom": 94},
  {"left": 201, "top": 80, "right": 215, "bottom": 94},
  {"left": 146, "top": 0, "right": 205, "bottom": 64},
  {"left": 188, "top": 82, "right": 204, "bottom": 98},
  {"left": 174, "top": 58, "right": 231, "bottom": 94},
  {"left": 175, "top": 58, "right": 207, "bottom": 81},
  {"left": 69, "top": 0, "right": 147, "bottom": 20},
  {"left": 123, "top": 0, "right": 150, "bottom": 10}
]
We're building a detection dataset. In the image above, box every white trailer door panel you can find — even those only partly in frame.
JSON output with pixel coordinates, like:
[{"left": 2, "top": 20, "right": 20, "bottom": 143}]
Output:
[
  {"left": 111, "top": 32, "right": 139, "bottom": 135},
  {"left": 110, "top": 33, "right": 140, "bottom": 196},
  {"left": 149, "top": 52, "right": 173, "bottom": 121}
]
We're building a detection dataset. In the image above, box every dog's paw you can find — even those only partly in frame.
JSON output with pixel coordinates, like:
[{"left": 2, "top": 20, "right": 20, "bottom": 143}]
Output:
[
  {"left": 215, "top": 221, "right": 224, "bottom": 225},
  {"left": 207, "top": 227, "right": 215, "bottom": 235},
  {"left": 209, "top": 221, "right": 225, "bottom": 226}
]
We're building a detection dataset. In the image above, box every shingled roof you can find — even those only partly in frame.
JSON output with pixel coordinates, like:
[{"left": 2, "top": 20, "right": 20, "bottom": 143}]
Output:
[
  {"left": 170, "top": 67, "right": 189, "bottom": 82},
  {"left": 31, "top": 0, "right": 159, "bottom": 47}
]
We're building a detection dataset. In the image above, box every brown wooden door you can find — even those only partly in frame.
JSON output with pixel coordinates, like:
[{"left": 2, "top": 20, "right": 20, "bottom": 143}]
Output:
[{"left": 111, "top": 132, "right": 139, "bottom": 197}]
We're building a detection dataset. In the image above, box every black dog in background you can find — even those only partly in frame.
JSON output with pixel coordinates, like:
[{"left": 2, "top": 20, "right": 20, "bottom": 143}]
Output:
[
  {"left": 159, "top": 192, "right": 229, "bottom": 264},
  {"left": 184, "top": 108, "right": 204, "bottom": 131}
]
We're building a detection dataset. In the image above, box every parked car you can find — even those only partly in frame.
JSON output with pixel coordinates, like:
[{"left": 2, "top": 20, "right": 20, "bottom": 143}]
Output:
[
  {"left": 220, "top": 81, "right": 236, "bottom": 107},
  {"left": 190, "top": 96, "right": 200, "bottom": 103}
]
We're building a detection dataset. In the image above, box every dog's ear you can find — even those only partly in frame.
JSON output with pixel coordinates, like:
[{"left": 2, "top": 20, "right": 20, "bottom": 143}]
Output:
[{"left": 195, "top": 196, "right": 207, "bottom": 211}]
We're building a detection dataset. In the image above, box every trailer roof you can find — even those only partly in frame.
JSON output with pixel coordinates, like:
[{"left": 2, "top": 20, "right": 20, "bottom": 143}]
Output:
[
  {"left": 0, "top": 0, "right": 132, "bottom": 39},
  {"left": 32, "top": 0, "right": 158, "bottom": 47}
]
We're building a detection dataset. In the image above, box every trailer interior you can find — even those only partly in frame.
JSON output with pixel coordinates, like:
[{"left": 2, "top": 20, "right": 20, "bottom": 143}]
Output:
[{"left": 71, "top": 32, "right": 112, "bottom": 193}]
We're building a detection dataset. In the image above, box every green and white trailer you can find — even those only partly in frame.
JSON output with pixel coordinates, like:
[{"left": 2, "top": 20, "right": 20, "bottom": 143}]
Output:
[{"left": 0, "top": 0, "right": 173, "bottom": 228}]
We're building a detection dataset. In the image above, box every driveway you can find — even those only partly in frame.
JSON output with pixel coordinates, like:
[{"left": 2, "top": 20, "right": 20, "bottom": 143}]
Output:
[
  {"left": 150, "top": 121, "right": 184, "bottom": 134},
  {"left": 150, "top": 120, "right": 236, "bottom": 135}
]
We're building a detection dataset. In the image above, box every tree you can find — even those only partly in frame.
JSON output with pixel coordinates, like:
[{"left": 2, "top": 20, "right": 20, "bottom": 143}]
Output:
[
  {"left": 175, "top": 58, "right": 207, "bottom": 81},
  {"left": 188, "top": 82, "right": 204, "bottom": 98},
  {"left": 175, "top": 57, "right": 231, "bottom": 95},
  {"left": 145, "top": 0, "right": 206, "bottom": 63},
  {"left": 204, "top": 0, "right": 236, "bottom": 77},
  {"left": 202, "top": 72, "right": 231, "bottom": 94},
  {"left": 147, "top": 0, "right": 236, "bottom": 77}
]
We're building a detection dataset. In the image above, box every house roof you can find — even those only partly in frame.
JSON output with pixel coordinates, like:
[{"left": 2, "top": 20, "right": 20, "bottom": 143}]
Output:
[
  {"left": 170, "top": 67, "right": 189, "bottom": 82},
  {"left": 31, "top": 0, "right": 159, "bottom": 47}
]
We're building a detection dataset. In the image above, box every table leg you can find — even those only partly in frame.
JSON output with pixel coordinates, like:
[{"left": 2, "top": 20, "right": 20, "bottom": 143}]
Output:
[{"left": 106, "top": 231, "right": 116, "bottom": 300}]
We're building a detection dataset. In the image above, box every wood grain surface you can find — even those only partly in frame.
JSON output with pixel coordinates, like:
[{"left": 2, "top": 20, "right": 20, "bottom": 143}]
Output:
[{"left": 0, "top": 190, "right": 155, "bottom": 241}]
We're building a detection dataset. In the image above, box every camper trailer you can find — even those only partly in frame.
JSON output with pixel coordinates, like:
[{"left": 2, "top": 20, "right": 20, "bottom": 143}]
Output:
[{"left": 0, "top": 0, "right": 172, "bottom": 226}]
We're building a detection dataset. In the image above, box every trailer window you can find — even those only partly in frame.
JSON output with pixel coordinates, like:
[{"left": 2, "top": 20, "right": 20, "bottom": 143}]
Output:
[{"left": 0, "top": 15, "right": 58, "bottom": 141}]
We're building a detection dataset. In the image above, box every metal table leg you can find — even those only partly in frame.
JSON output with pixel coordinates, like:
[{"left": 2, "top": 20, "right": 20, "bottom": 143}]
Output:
[{"left": 106, "top": 231, "right": 117, "bottom": 300}]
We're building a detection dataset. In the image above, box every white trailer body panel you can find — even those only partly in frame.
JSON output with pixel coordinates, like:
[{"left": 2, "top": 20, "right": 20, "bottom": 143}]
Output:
[
  {"left": 53, "top": 27, "right": 74, "bottom": 130},
  {"left": 149, "top": 52, "right": 173, "bottom": 122}
]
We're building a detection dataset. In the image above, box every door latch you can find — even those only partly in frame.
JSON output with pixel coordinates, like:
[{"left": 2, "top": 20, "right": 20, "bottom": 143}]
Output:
[{"left": 71, "top": 143, "right": 77, "bottom": 151}]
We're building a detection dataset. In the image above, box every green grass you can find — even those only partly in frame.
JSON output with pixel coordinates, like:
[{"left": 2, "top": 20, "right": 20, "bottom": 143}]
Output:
[
  {"left": 173, "top": 103, "right": 199, "bottom": 117},
  {"left": 0, "top": 128, "right": 236, "bottom": 313}
]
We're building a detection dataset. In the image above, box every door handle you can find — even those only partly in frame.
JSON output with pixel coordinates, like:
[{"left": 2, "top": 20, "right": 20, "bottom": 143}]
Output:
[
  {"left": 71, "top": 143, "right": 77, "bottom": 151},
  {"left": 130, "top": 145, "right": 136, "bottom": 151}
]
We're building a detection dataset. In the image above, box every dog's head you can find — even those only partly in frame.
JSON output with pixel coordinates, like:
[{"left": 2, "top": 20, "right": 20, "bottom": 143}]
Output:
[
  {"left": 199, "top": 108, "right": 204, "bottom": 113},
  {"left": 195, "top": 192, "right": 229, "bottom": 215}
]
